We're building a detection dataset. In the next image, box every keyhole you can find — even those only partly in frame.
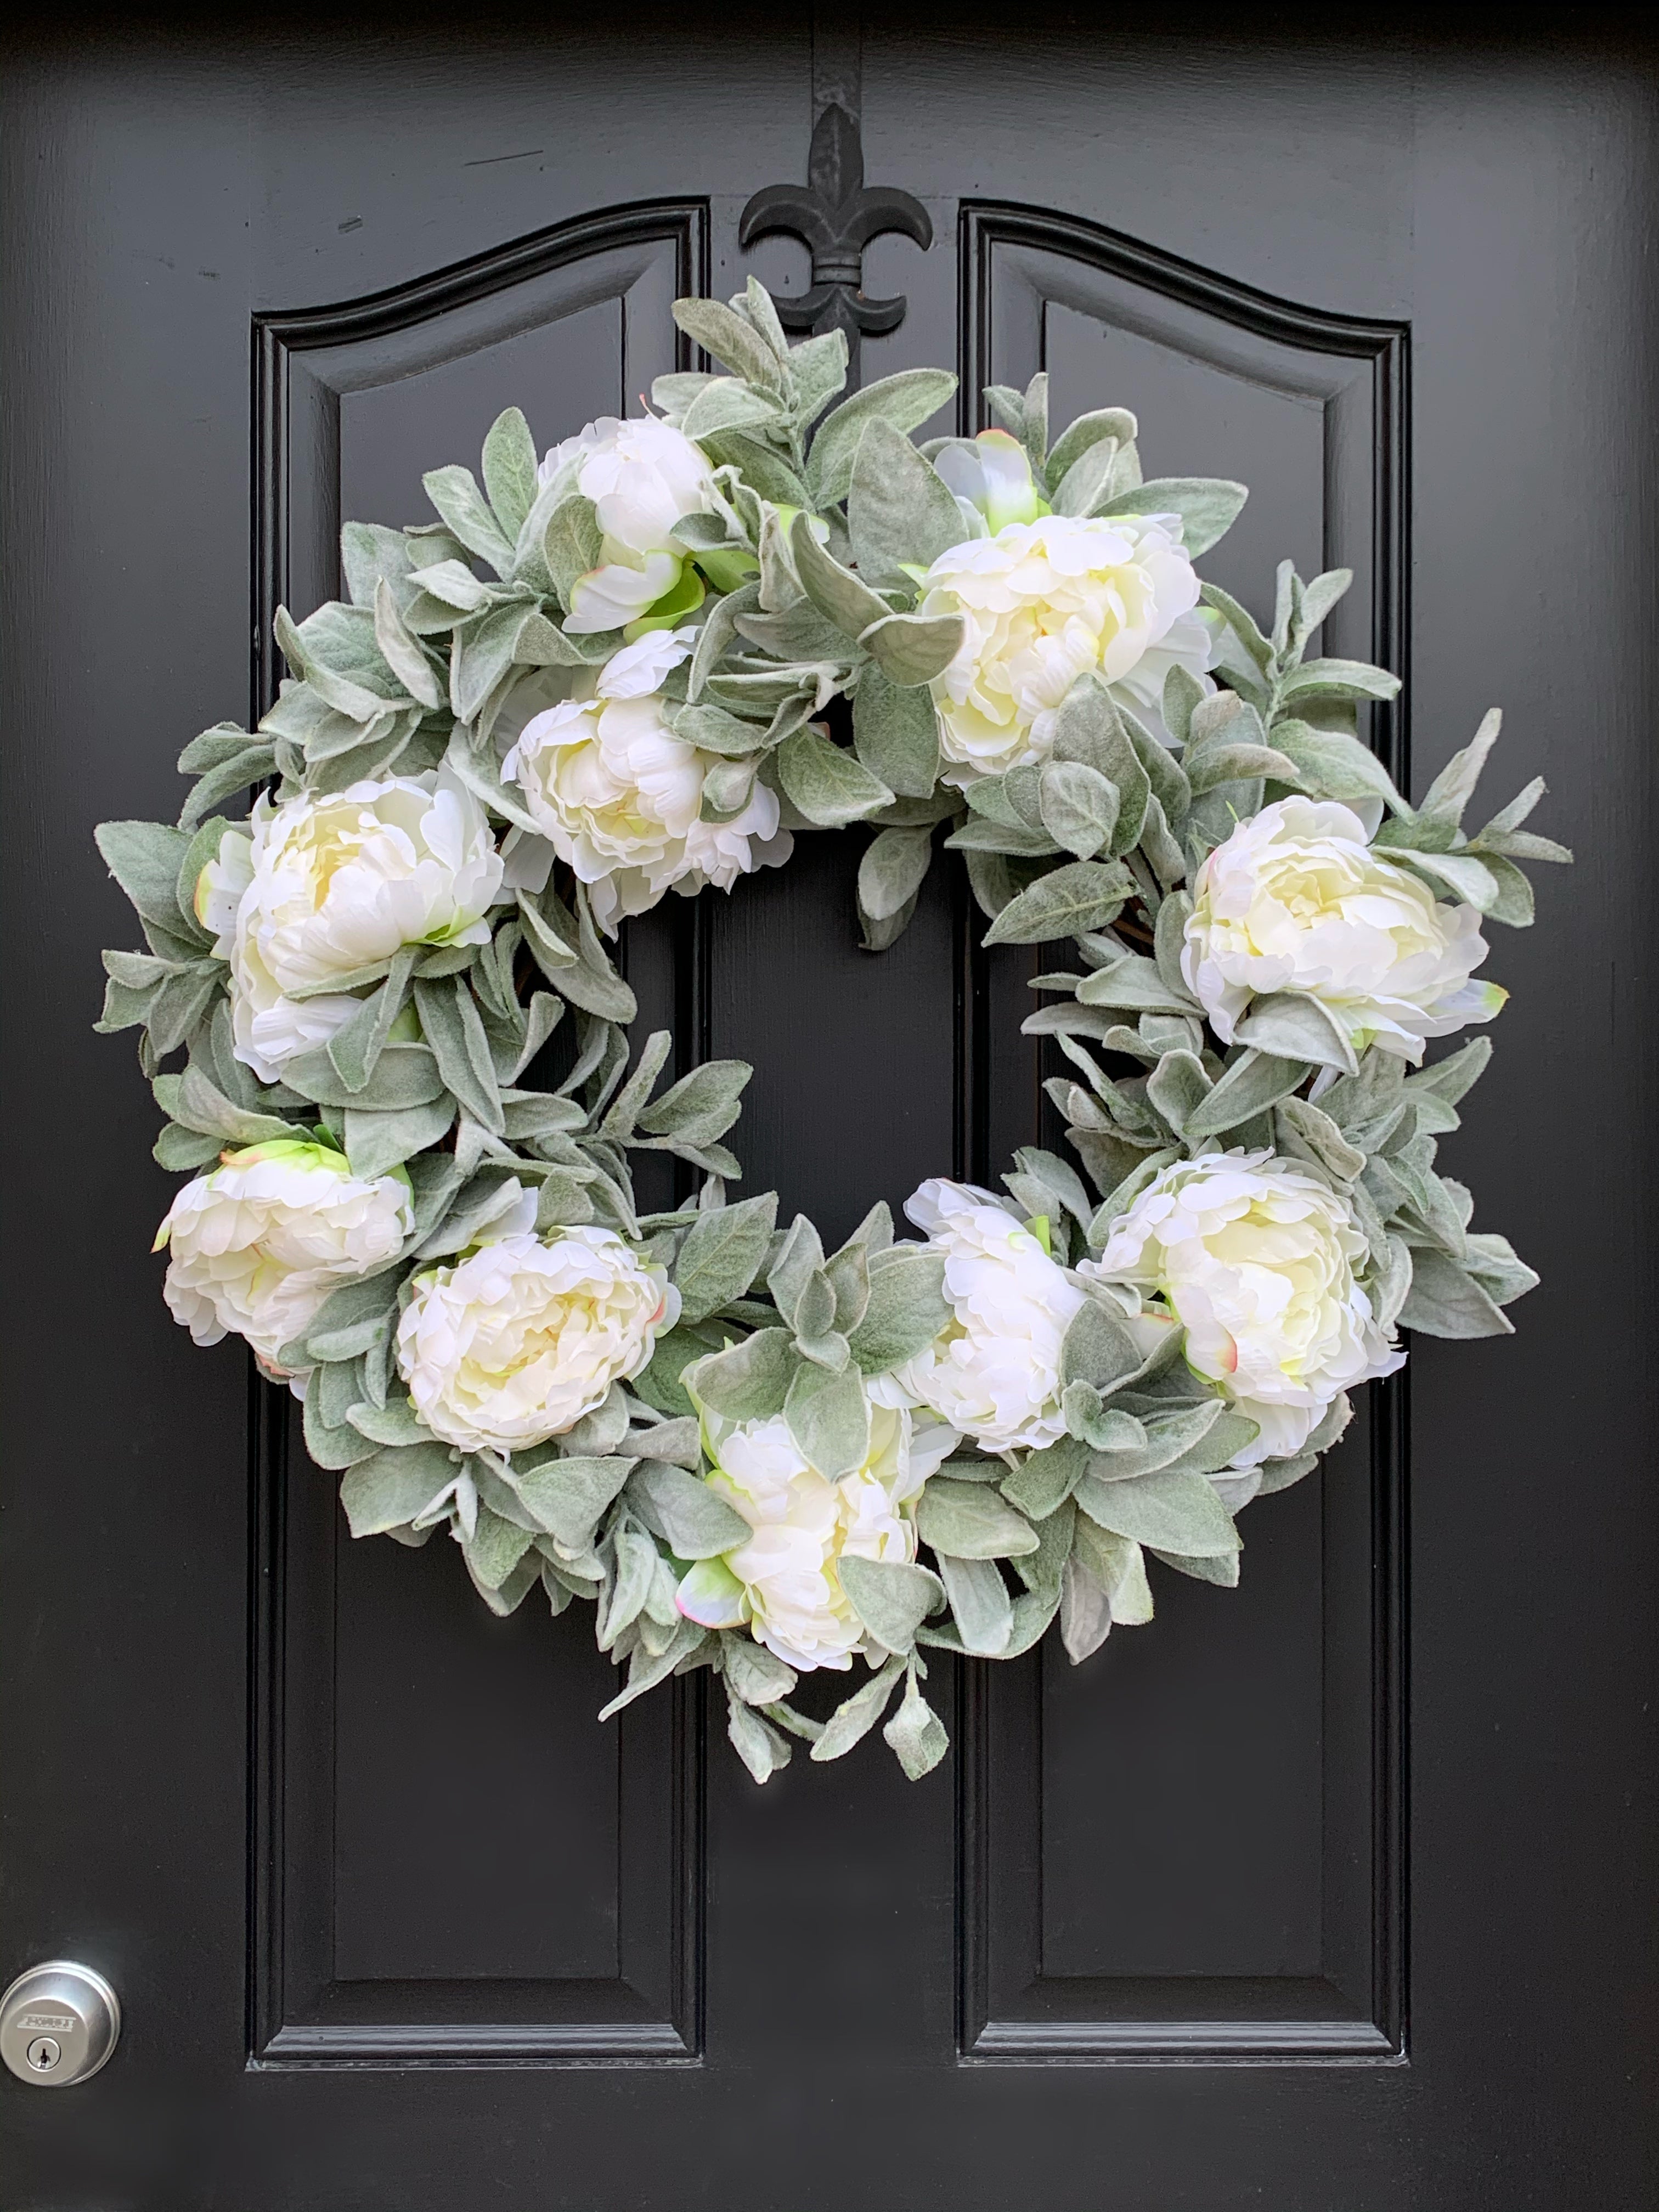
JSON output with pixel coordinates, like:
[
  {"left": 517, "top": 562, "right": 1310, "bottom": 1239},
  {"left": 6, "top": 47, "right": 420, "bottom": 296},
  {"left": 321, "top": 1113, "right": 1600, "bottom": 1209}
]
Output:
[{"left": 25, "top": 2035, "right": 60, "bottom": 2070}]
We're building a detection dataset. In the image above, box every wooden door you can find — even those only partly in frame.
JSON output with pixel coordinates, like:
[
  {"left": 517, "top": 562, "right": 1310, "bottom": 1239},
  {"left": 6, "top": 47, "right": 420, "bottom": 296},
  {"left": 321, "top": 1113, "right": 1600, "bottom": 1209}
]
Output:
[{"left": 3, "top": 11, "right": 1654, "bottom": 2206}]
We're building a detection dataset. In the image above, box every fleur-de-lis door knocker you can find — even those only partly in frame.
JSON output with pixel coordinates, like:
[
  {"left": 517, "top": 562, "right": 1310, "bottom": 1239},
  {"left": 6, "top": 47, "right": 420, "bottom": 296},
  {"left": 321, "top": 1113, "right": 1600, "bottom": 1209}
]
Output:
[{"left": 740, "top": 102, "right": 932, "bottom": 386}]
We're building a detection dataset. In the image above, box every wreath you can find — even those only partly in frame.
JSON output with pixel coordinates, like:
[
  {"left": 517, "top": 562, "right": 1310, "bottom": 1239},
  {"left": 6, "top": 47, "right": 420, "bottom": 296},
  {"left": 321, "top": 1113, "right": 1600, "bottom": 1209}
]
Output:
[{"left": 97, "top": 279, "right": 1567, "bottom": 1783}]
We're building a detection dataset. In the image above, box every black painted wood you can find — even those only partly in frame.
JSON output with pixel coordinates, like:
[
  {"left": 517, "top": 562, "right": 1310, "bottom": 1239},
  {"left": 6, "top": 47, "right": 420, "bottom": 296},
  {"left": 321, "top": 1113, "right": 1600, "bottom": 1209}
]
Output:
[
  {"left": 957, "top": 204, "right": 1408, "bottom": 2060},
  {"left": 3, "top": 12, "right": 1655, "bottom": 2209},
  {"left": 249, "top": 204, "right": 708, "bottom": 2066}
]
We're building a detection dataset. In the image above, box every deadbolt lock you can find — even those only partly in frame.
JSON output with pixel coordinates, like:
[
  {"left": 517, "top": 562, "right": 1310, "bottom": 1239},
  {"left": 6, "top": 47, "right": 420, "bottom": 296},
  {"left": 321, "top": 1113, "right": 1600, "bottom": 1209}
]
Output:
[{"left": 0, "top": 1963, "right": 120, "bottom": 2087}]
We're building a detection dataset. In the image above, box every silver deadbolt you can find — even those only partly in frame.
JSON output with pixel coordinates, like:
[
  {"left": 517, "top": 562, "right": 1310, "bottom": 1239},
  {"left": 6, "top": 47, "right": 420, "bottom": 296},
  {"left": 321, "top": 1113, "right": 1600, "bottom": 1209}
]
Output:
[{"left": 0, "top": 1963, "right": 120, "bottom": 2087}]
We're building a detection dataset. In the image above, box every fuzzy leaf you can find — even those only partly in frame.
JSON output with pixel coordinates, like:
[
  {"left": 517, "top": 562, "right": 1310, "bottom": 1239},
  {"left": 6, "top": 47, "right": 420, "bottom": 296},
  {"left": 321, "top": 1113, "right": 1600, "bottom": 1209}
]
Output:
[
  {"left": 672, "top": 1192, "right": 778, "bottom": 1324},
  {"left": 858, "top": 825, "right": 934, "bottom": 923},
  {"left": 859, "top": 611, "right": 965, "bottom": 689},
  {"left": 628, "top": 1461, "right": 752, "bottom": 1559},
  {"left": 839, "top": 1555, "right": 945, "bottom": 1655},
  {"left": 1076, "top": 1466, "right": 1242, "bottom": 1557},
  {"left": 479, "top": 405, "right": 540, "bottom": 544},
  {"left": 412, "top": 975, "right": 503, "bottom": 1135},
  {"left": 808, "top": 368, "right": 960, "bottom": 506},
  {"left": 983, "top": 860, "right": 1135, "bottom": 946},
  {"left": 1000, "top": 1436, "right": 1089, "bottom": 1521},
  {"left": 1399, "top": 1246, "right": 1517, "bottom": 1338},
  {"left": 1075, "top": 953, "right": 1197, "bottom": 1017},
  {"left": 853, "top": 665, "right": 941, "bottom": 797},
  {"left": 686, "top": 1328, "right": 795, "bottom": 1425},
  {"left": 1060, "top": 1298, "right": 1143, "bottom": 1391},
  {"left": 97, "top": 820, "right": 199, "bottom": 939},
  {"left": 1234, "top": 991, "right": 1359, "bottom": 1075},
  {"left": 1396, "top": 849, "right": 1501, "bottom": 912},
  {"left": 784, "top": 1361, "right": 870, "bottom": 1480},
  {"left": 1073, "top": 1519, "right": 1156, "bottom": 1624},
  {"left": 637, "top": 1059, "right": 753, "bottom": 1147},
  {"left": 789, "top": 509, "right": 890, "bottom": 637},
  {"left": 1185, "top": 1048, "right": 1313, "bottom": 1139},
  {"left": 1073, "top": 1398, "right": 1250, "bottom": 1483},
  {"left": 810, "top": 1656, "right": 906, "bottom": 1763},
  {"left": 510, "top": 1455, "right": 634, "bottom": 1547},
  {"left": 1268, "top": 720, "right": 1408, "bottom": 816},
  {"left": 597, "top": 1618, "right": 706, "bottom": 1722},
  {"left": 1050, "top": 436, "right": 1123, "bottom": 520},
  {"left": 1038, "top": 759, "right": 1120, "bottom": 859},
  {"left": 154, "top": 1065, "right": 294, "bottom": 1145},
  {"left": 1273, "top": 1096, "right": 1363, "bottom": 1182},
  {"left": 720, "top": 1636, "right": 797, "bottom": 1712},
  {"left": 848, "top": 416, "right": 965, "bottom": 584},
  {"left": 846, "top": 1250, "right": 951, "bottom": 1374},
  {"left": 1411, "top": 1037, "right": 1493, "bottom": 1108},
  {"left": 725, "top": 1690, "right": 793, "bottom": 1782},
  {"left": 1094, "top": 476, "right": 1247, "bottom": 556},
  {"left": 1187, "top": 741, "right": 1306, "bottom": 794},
  {"left": 935, "top": 1553, "right": 1013, "bottom": 1656},
  {"left": 1051, "top": 678, "right": 1150, "bottom": 856},
  {"left": 541, "top": 496, "right": 605, "bottom": 608},
  {"left": 916, "top": 1479, "right": 1039, "bottom": 1560},
  {"left": 768, "top": 1214, "right": 826, "bottom": 1322},
  {"left": 883, "top": 1678, "right": 950, "bottom": 1780},
  {"left": 340, "top": 1443, "right": 457, "bottom": 1536},
  {"left": 1418, "top": 708, "right": 1502, "bottom": 828},
  {"left": 776, "top": 725, "right": 893, "bottom": 827},
  {"left": 673, "top": 295, "right": 788, "bottom": 391},
  {"left": 1146, "top": 1048, "right": 1211, "bottom": 1138},
  {"left": 1280, "top": 656, "right": 1402, "bottom": 706},
  {"left": 373, "top": 581, "right": 442, "bottom": 709},
  {"left": 422, "top": 464, "right": 515, "bottom": 575},
  {"left": 1043, "top": 406, "right": 1137, "bottom": 487}
]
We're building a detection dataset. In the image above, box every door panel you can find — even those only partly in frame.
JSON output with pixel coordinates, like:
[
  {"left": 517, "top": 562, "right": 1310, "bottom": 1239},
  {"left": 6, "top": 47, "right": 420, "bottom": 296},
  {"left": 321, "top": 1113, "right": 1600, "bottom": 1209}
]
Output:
[
  {"left": 257, "top": 1417, "right": 699, "bottom": 2062},
  {"left": 960, "top": 201, "right": 1405, "bottom": 2059},
  {"left": 4, "top": 15, "right": 1655, "bottom": 2210},
  {"left": 253, "top": 203, "right": 706, "bottom": 2068}
]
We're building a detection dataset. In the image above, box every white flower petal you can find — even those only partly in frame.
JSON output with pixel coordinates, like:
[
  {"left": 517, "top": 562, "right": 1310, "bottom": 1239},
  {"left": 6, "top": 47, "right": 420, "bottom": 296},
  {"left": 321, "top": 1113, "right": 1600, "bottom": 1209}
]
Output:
[
  {"left": 541, "top": 415, "right": 717, "bottom": 557},
  {"left": 396, "top": 1226, "right": 677, "bottom": 1455},
  {"left": 918, "top": 512, "right": 1206, "bottom": 783},
  {"left": 1182, "top": 797, "right": 1503, "bottom": 1062},
  {"left": 692, "top": 1398, "right": 945, "bottom": 1673},
  {"left": 501, "top": 644, "right": 785, "bottom": 929},
  {"left": 1083, "top": 1150, "right": 1404, "bottom": 1468},
  {"left": 203, "top": 775, "right": 504, "bottom": 1082},
  {"left": 890, "top": 1179, "right": 1083, "bottom": 1452},
  {"left": 157, "top": 1141, "right": 413, "bottom": 1373}
]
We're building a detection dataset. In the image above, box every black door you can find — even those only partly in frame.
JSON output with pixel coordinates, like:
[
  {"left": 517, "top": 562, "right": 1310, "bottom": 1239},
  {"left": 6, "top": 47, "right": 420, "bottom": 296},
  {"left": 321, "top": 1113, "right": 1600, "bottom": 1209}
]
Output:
[{"left": 4, "top": 12, "right": 1654, "bottom": 2207}]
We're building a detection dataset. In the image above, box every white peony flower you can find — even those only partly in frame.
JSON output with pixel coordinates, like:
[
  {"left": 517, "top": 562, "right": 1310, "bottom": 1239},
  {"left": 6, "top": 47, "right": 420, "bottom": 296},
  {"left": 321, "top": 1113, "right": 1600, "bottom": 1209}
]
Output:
[
  {"left": 1182, "top": 797, "right": 1507, "bottom": 1063},
  {"left": 1084, "top": 1150, "right": 1403, "bottom": 1464},
  {"left": 675, "top": 1400, "right": 957, "bottom": 1671},
  {"left": 538, "top": 414, "right": 718, "bottom": 634},
  {"left": 917, "top": 509, "right": 1210, "bottom": 786},
  {"left": 196, "top": 772, "right": 504, "bottom": 1082},
  {"left": 500, "top": 629, "right": 791, "bottom": 932},
  {"left": 155, "top": 1138, "right": 413, "bottom": 1379},
  {"left": 883, "top": 1178, "right": 1085, "bottom": 1453},
  {"left": 396, "top": 1212, "right": 677, "bottom": 1455}
]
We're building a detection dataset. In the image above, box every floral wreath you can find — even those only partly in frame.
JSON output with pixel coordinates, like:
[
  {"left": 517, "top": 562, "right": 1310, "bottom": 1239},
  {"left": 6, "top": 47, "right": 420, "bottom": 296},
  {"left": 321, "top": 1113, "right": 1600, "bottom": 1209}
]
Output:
[{"left": 97, "top": 281, "right": 1567, "bottom": 1783}]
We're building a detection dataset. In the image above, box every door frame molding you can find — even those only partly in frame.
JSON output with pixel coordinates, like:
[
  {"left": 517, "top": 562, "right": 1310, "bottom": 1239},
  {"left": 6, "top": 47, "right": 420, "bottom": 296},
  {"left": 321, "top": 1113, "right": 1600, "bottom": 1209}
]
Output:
[{"left": 252, "top": 198, "right": 709, "bottom": 718}]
